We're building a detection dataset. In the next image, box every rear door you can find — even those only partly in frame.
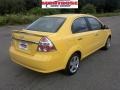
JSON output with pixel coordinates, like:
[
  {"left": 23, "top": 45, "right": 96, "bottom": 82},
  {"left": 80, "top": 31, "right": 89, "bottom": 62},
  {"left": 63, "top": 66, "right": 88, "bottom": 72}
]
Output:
[{"left": 71, "top": 17, "right": 97, "bottom": 57}]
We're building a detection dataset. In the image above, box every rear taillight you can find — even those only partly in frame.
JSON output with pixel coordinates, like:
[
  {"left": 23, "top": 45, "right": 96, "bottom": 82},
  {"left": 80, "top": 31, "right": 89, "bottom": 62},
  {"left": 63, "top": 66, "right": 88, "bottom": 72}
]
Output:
[{"left": 37, "top": 37, "right": 56, "bottom": 52}]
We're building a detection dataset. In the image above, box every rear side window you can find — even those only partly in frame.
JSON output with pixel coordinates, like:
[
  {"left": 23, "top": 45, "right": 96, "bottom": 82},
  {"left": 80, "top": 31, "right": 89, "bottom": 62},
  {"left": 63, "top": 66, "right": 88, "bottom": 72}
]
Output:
[
  {"left": 72, "top": 18, "right": 88, "bottom": 33},
  {"left": 87, "top": 17, "right": 102, "bottom": 30},
  {"left": 26, "top": 17, "right": 65, "bottom": 33}
]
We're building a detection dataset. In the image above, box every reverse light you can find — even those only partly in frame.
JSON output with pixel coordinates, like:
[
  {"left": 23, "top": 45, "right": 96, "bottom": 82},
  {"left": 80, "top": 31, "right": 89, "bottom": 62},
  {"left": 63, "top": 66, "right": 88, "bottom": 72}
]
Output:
[{"left": 37, "top": 37, "right": 56, "bottom": 52}]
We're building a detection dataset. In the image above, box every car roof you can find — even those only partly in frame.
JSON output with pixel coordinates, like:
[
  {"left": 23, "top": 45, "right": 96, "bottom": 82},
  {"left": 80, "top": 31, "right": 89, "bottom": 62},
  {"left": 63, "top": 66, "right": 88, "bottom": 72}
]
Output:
[{"left": 45, "top": 14, "right": 95, "bottom": 18}]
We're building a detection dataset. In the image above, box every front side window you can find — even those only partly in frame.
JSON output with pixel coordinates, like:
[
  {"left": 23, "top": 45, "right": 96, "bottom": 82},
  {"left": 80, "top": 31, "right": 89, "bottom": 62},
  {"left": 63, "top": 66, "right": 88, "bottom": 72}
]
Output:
[
  {"left": 87, "top": 17, "right": 102, "bottom": 30},
  {"left": 72, "top": 18, "right": 88, "bottom": 33},
  {"left": 26, "top": 17, "right": 65, "bottom": 33}
]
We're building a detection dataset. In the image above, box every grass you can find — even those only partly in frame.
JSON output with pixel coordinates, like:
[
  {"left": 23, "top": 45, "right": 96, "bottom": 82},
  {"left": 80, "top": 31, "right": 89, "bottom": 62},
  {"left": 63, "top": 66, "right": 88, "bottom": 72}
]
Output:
[{"left": 0, "top": 12, "right": 120, "bottom": 26}]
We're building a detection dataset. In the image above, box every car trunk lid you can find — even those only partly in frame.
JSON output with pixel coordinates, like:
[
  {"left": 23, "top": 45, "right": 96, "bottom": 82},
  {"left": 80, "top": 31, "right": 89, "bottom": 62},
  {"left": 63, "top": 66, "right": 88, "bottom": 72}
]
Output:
[{"left": 12, "top": 29, "right": 53, "bottom": 55}]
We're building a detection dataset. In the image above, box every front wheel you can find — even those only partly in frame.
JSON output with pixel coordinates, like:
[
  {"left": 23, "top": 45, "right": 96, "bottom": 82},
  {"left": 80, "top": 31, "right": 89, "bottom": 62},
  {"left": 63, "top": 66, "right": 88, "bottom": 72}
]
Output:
[
  {"left": 102, "top": 37, "right": 111, "bottom": 50},
  {"left": 64, "top": 53, "right": 80, "bottom": 75}
]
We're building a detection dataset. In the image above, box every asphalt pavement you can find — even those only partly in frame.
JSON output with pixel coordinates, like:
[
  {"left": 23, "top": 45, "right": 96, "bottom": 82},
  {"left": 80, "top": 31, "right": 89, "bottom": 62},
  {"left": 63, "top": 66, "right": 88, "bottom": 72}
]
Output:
[{"left": 0, "top": 16, "right": 120, "bottom": 90}]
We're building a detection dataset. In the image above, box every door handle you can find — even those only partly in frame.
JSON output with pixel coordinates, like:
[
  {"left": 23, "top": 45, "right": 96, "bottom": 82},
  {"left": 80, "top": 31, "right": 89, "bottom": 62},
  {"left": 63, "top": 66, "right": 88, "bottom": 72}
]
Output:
[{"left": 77, "top": 38, "right": 83, "bottom": 40}]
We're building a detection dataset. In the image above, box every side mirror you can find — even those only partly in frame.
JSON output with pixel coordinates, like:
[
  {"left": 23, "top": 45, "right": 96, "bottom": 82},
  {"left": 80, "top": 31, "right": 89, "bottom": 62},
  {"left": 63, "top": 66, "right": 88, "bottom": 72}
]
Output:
[{"left": 101, "top": 25, "right": 109, "bottom": 29}]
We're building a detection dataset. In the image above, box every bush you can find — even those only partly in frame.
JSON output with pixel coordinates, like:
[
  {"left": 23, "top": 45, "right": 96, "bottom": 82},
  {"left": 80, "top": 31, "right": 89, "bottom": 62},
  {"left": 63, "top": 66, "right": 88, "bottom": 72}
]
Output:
[
  {"left": 0, "top": 16, "right": 8, "bottom": 26},
  {"left": 7, "top": 14, "right": 40, "bottom": 25},
  {"left": 0, "top": 14, "right": 39, "bottom": 26},
  {"left": 28, "top": 7, "right": 61, "bottom": 15},
  {"left": 60, "top": 9, "right": 75, "bottom": 13},
  {"left": 81, "top": 4, "right": 96, "bottom": 14},
  {"left": 28, "top": 7, "right": 42, "bottom": 15},
  {"left": 114, "top": 9, "right": 120, "bottom": 13}
]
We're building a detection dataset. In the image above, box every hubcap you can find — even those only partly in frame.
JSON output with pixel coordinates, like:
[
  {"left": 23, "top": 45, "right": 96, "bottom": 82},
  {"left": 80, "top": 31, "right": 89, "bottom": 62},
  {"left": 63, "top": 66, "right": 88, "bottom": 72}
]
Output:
[{"left": 69, "top": 56, "right": 79, "bottom": 73}]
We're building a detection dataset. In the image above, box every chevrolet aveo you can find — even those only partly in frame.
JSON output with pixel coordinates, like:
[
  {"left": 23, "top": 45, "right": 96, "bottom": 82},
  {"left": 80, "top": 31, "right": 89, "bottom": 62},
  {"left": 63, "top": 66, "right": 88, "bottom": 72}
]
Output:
[{"left": 9, "top": 14, "right": 111, "bottom": 75}]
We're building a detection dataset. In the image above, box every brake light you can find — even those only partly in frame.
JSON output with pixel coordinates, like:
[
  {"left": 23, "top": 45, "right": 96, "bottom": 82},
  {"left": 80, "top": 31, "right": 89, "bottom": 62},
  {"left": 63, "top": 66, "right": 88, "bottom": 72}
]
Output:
[{"left": 37, "top": 37, "right": 56, "bottom": 52}]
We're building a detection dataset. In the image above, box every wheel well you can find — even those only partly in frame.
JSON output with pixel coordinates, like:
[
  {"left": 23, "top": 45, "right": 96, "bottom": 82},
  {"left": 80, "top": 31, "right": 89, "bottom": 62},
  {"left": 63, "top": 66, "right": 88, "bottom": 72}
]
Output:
[
  {"left": 64, "top": 51, "right": 82, "bottom": 70},
  {"left": 73, "top": 51, "right": 81, "bottom": 59},
  {"left": 108, "top": 35, "right": 111, "bottom": 39}
]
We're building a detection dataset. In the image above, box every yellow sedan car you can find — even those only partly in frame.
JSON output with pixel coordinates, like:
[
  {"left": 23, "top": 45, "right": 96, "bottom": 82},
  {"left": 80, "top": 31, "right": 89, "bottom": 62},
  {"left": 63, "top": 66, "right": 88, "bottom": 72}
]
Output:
[{"left": 9, "top": 14, "right": 111, "bottom": 75}]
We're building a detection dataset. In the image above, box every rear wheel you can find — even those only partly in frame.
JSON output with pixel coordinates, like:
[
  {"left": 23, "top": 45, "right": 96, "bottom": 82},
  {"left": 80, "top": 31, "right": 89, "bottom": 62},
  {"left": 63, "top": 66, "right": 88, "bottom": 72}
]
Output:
[
  {"left": 64, "top": 53, "right": 80, "bottom": 75},
  {"left": 102, "top": 37, "right": 111, "bottom": 50}
]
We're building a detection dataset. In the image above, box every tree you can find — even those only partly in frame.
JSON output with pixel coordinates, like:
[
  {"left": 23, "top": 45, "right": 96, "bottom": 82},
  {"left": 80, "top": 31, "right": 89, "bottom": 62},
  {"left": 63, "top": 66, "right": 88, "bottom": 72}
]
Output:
[
  {"left": 81, "top": 4, "right": 96, "bottom": 14},
  {"left": 0, "top": 0, "right": 25, "bottom": 15}
]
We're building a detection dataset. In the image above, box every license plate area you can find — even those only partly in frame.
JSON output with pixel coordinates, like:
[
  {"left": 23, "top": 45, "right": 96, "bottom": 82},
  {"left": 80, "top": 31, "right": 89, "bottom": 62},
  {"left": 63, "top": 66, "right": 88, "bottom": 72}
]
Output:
[{"left": 19, "top": 41, "right": 28, "bottom": 50}]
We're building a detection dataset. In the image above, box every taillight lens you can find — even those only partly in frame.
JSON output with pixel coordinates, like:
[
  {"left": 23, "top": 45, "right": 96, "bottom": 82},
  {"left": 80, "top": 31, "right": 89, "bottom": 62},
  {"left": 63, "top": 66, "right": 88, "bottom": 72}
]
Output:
[{"left": 37, "top": 37, "right": 56, "bottom": 52}]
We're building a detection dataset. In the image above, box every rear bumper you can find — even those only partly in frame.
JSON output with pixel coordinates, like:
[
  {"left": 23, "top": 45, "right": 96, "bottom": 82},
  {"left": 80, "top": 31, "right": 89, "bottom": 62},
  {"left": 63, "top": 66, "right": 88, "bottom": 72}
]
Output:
[{"left": 9, "top": 47, "right": 64, "bottom": 73}]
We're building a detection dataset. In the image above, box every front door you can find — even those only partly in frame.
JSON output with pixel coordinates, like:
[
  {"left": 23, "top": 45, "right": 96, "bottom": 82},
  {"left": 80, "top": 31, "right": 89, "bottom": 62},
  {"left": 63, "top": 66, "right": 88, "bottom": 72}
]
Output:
[{"left": 71, "top": 17, "right": 98, "bottom": 57}]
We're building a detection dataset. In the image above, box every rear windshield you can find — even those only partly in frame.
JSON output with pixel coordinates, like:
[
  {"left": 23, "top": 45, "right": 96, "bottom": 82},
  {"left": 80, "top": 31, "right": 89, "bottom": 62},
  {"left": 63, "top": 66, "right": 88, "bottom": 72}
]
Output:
[{"left": 26, "top": 17, "right": 65, "bottom": 33}]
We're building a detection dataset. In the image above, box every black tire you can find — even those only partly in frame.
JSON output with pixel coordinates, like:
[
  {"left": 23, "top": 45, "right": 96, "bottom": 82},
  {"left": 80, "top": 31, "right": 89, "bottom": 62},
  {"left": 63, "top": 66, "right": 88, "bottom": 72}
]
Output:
[
  {"left": 64, "top": 53, "right": 80, "bottom": 75},
  {"left": 102, "top": 37, "right": 111, "bottom": 50}
]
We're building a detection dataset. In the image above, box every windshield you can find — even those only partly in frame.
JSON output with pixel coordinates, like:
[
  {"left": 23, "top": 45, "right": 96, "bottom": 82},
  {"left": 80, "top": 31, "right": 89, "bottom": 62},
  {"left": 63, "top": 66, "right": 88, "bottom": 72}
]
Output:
[{"left": 26, "top": 17, "right": 65, "bottom": 33}]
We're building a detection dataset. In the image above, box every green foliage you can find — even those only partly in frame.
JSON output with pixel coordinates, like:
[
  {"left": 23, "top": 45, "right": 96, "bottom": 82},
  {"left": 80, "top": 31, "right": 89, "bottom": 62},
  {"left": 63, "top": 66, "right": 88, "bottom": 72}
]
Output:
[
  {"left": 0, "top": 0, "right": 39, "bottom": 15},
  {"left": 24, "top": 0, "right": 40, "bottom": 10},
  {"left": 1, "top": 12, "right": 120, "bottom": 26},
  {"left": 28, "top": 7, "right": 42, "bottom": 15},
  {"left": 28, "top": 7, "right": 61, "bottom": 15},
  {"left": 60, "top": 9, "right": 75, "bottom": 13},
  {"left": 0, "top": 0, "right": 120, "bottom": 15},
  {"left": 0, "top": 0, "right": 26, "bottom": 15},
  {"left": 81, "top": 4, "right": 96, "bottom": 14},
  {"left": 114, "top": 9, "right": 120, "bottom": 13},
  {"left": 0, "top": 16, "right": 8, "bottom": 25},
  {"left": 79, "top": 0, "right": 120, "bottom": 13},
  {"left": 0, "top": 0, "right": 120, "bottom": 26},
  {"left": 41, "top": 9, "right": 61, "bottom": 15},
  {"left": 0, "top": 14, "right": 39, "bottom": 26}
]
